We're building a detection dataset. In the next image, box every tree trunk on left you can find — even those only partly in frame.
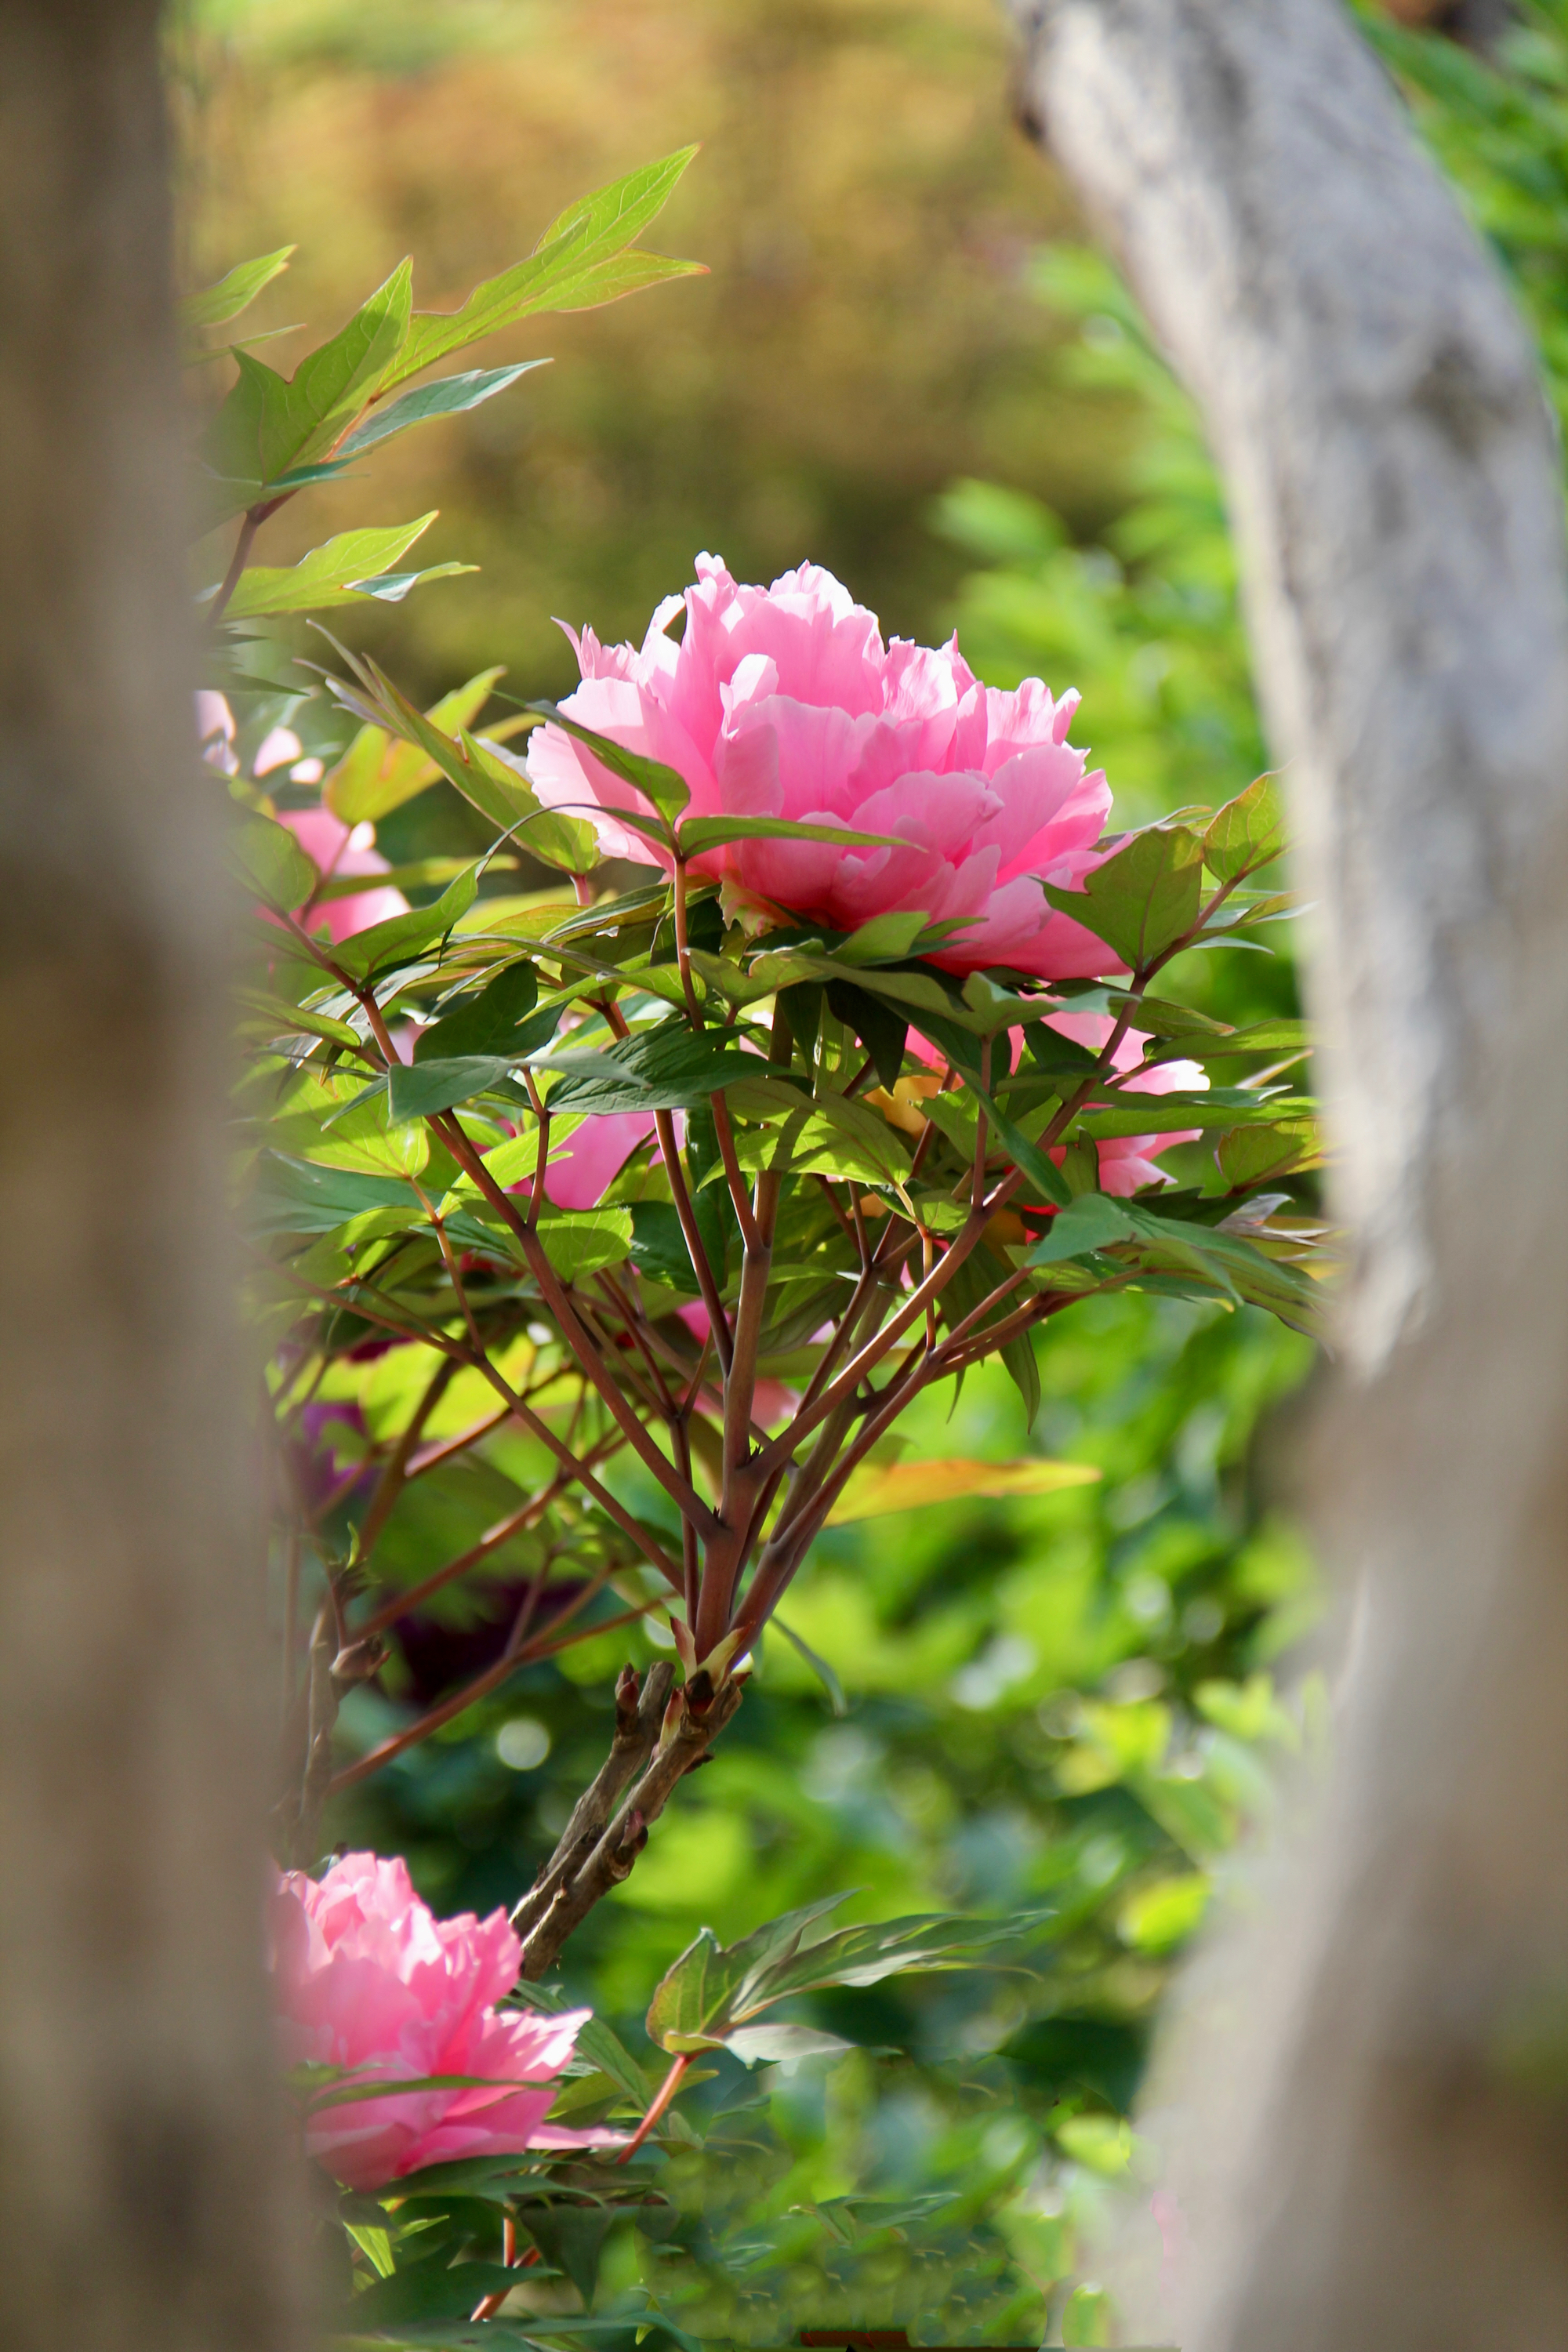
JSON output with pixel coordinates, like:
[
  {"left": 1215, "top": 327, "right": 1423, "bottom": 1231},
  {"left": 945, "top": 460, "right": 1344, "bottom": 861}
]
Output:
[{"left": 0, "top": 6, "right": 307, "bottom": 2350}]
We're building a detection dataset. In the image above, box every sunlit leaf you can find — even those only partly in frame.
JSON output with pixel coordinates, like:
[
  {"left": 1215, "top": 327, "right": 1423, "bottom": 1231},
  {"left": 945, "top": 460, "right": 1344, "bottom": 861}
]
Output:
[{"left": 826, "top": 1457, "right": 1098, "bottom": 1523}]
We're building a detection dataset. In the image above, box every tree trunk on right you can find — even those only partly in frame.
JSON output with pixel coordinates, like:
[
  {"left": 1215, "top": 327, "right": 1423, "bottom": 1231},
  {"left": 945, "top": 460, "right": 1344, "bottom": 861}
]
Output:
[{"left": 1008, "top": 5, "right": 1568, "bottom": 2347}]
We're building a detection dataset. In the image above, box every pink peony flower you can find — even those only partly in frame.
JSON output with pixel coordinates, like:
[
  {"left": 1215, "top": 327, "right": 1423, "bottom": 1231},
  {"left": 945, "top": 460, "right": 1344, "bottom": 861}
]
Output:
[
  {"left": 908, "top": 1014, "right": 1205, "bottom": 1199},
  {"left": 1042, "top": 1010, "right": 1206, "bottom": 1197},
  {"left": 527, "top": 555, "right": 1115, "bottom": 978},
  {"left": 542, "top": 1110, "right": 659, "bottom": 1210},
  {"left": 270, "top": 1851, "right": 615, "bottom": 2190},
  {"left": 279, "top": 807, "right": 410, "bottom": 944}
]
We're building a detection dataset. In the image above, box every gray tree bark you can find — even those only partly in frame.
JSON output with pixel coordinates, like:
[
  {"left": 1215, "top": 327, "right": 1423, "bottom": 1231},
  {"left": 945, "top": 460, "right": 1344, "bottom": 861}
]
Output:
[
  {"left": 0, "top": 5, "right": 307, "bottom": 2349},
  {"left": 1007, "top": 4, "right": 1568, "bottom": 2348}
]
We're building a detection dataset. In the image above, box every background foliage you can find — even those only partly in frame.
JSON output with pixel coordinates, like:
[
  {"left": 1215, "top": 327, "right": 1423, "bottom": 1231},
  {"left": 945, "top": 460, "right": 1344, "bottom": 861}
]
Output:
[{"left": 179, "top": 2, "right": 1566, "bottom": 2343}]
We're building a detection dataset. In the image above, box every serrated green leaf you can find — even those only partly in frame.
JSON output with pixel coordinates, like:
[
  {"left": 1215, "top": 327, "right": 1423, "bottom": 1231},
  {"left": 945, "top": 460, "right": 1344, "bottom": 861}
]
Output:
[
  {"left": 218, "top": 516, "right": 439, "bottom": 619},
  {"left": 1042, "top": 824, "right": 1206, "bottom": 972},
  {"left": 339, "top": 363, "right": 548, "bottom": 456},
  {"left": 182, "top": 245, "right": 295, "bottom": 335}
]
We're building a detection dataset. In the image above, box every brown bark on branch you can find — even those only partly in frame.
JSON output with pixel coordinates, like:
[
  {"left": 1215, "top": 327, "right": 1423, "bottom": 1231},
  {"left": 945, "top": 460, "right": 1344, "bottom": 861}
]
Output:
[
  {"left": 515, "top": 1664, "right": 743, "bottom": 1978},
  {"left": 1008, "top": 4, "right": 1568, "bottom": 2347},
  {"left": 0, "top": 5, "right": 307, "bottom": 2348}
]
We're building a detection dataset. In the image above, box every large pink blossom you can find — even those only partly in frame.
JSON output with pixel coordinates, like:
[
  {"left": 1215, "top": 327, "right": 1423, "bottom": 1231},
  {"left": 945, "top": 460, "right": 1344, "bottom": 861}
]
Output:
[
  {"left": 527, "top": 556, "right": 1115, "bottom": 978},
  {"left": 270, "top": 1851, "right": 614, "bottom": 2190}
]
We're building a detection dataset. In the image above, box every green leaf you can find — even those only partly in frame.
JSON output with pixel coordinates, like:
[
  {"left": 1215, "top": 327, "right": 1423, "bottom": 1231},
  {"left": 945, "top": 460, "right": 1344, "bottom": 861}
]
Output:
[
  {"left": 387, "top": 1057, "right": 515, "bottom": 1121},
  {"left": 628, "top": 1200, "right": 699, "bottom": 1291},
  {"left": 415, "top": 961, "right": 539, "bottom": 1061},
  {"left": 343, "top": 2264, "right": 528, "bottom": 2332},
  {"left": 514, "top": 2201, "right": 615, "bottom": 2304},
  {"left": 382, "top": 147, "right": 702, "bottom": 390},
  {"left": 271, "top": 1077, "right": 431, "bottom": 1181},
  {"left": 343, "top": 2223, "right": 397, "bottom": 2279},
  {"left": 341, "top": 563, "right": 477, "bottom": 607},
  {"left": 236, "top": 812, "right": 318, "bottom": 912},
  {"left": 824, "top": 981, "right": 908, "bottom": 1090},
  {"left": 218, "top": 516, "right": 441, "bottom": 619},
  {"left": 1203, "top": 772, "right": 1287, "bottom": 884},
  {"left": 645, "top": 1900, "right": 1044, "bottom": 2054},
  {"left": 835, "top": 909, "right": 932, "bottom": 965},
  {"left": 331, "top": 865, "right": 480, "bottom": 980},
  {"left": 1215, "top": 1119, "right": 1320, "bottom": 1186},
  {"left": 826, "top": 1456, "right": 1098, "bottom": 1521},
  {"left": 539, "top": 1022, "right": 758, "bottom": 1115},
  {"left": 535, "top": 1205, "right": 633, "bottom": 1279},
  {"left": 1026, "top": 1193, "right": 1138, "bottom": 1265},
  {"left": 526, "top": 702, "right": 688, "bottom": 826},
  {"left": 1042, "top": 823, "right": 1206, "bottom": 972},
  {"left": 322, "top": 656, "right": 597, "bottom": 873},
  {"left": 768, "top": 1617, "right": 848, "bottom": 1716},
  {"left": 674, "top": 814, "right": 912, "bottom": 858},
  {"left": 182, "top": 245, "right": 295, "bottom": 335},
  {"left": 338, "top": 363, "right": 548, "bottom": 456},
  {"left": 724, "top": 2022, "right": 855, "bottom": 2066},
  {"left": 249, "top": 1152, "right": 417, "bottom": 1237},
  {"left": 325, "top": 668, "right": 503, "bottom": 823},
  {"left": 214, "top": 261, "right": 412, "bottom": 489},
  {"left": 570, "top": 2016, "right": 652, "bottom": 2106}
]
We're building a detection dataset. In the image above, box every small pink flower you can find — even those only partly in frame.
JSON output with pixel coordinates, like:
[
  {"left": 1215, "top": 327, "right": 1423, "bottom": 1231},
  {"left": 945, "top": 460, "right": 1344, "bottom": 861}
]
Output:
[
  {"left": 528, "top": 556, "right": 1114, "bottom": 978},
  {"left": 279, "top": 808, "right": 410, "bottom": 943},
  {"left": 542, "top": 1111, "right": 659, "bottom": 1210},
  {"left": 270, "top": 1851, "right": 615, "bottom": 2190},
  {"left": 1041, "top": 1010, "right": 1206, "bottom": 1196}
]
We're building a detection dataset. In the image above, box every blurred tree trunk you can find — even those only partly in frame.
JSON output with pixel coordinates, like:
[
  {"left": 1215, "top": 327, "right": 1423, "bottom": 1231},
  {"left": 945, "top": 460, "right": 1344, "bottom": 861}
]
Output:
[
  {"left": 0, "top": 5, "right": 306, "bottom": 2350},
  {"left": 1009, "top": 3, "right": 1568, "bottom": 2347}
]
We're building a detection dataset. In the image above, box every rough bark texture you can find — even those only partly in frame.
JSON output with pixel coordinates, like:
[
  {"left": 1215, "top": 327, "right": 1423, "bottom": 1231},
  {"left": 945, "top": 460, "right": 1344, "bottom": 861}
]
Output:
[
  {"left": 0, "top": 6, "right": 307, "bottom": 2349},
  {"left": 1008, "top": 4, "right": 1568, "bottom": 2347}
]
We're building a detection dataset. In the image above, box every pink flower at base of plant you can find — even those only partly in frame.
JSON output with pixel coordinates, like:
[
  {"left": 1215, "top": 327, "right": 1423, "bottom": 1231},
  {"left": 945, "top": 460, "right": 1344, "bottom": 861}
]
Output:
[
  {"left": 527, "top": 555, "right": 1119, "bottom": 980},
  {"left": 270, "top": 1852, "right": 618, "bottom": 2192},
  {"left": 279, "top": 807, "right": 411, "bottom": 943}
]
